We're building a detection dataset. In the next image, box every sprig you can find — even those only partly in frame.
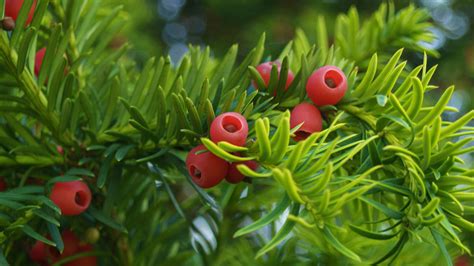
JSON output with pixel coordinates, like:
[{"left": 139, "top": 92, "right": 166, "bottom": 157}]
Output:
[{"left": 0, "top": 0, "right": 472, "bottom": 265}]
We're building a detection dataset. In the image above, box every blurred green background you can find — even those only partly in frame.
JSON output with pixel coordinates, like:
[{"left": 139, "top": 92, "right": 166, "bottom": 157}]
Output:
[{"left": 108, "top": 0, "right": 473, "bottom": 110}]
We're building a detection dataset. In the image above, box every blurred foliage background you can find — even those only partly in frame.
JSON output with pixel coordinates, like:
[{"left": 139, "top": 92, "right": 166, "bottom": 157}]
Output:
[{"left": 107, "top": 0, "right": 473, "bottom": 108}]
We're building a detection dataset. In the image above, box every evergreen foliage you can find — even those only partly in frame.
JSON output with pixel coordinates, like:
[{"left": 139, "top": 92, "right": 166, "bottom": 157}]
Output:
[{"left": 0, "top": 0, "right": 472, "bottom": 265}]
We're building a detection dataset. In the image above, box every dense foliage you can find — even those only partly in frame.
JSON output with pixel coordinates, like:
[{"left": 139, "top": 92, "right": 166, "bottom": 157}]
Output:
[{"left": 0, "top": 0, "right": 472, "bottom": 265}]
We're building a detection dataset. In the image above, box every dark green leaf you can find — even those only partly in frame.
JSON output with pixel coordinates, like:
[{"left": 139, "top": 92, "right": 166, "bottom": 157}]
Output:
[
  {"left": 87, "top": 145, "right": 107, "bottom": 151},
  {"left": 234, "top": 195, "right": 290, "bottom": 237},
  {"left": 47, "top": 222, "right": 64, "bottom": 253},
  {"left": 323, "top": 226, "right": 361, "bottom": 262},
  {"left": 7, "top": 186, "right": 43, "bottom": 194},
  {"left": 115, "top": 145, "right": 135, "bottom": 162},
  {"left": 372, "top": 232, "right": 408, "bottom": 265},
  {"left": 22, "top": 225, "right": 56, "bottom": 246},
  {"left": 65, "top": 168, "right": 95, "bottom": 177},
  {"left": 0, "top": 198, "right": 24, "bottom": 209},
  {"left": 255, "top": 203, "right": 300, "bottom": 258},
  {"left": 97, "top": 155, "right": 113, "bottom": 188},
  {"left": 349, "top": 224, "right": 399, "bottom": 240},
  {"left": 47, "top": 175, "right": 81, "bottom": 186},
  {"left": 17, "top": 27, "right": 36, "bottom": 74},
  {"left": 34, "top": 209, "right": 60, "bottom": 226},
  {"left": 88, "top": 207, "right": 127, "bottom": 233},
  {"left": 136, "top": 149, "right": 169, "bottom": 163},
  {"left": 360, "top": 196, "right": 404, "bottom": 219},
  {"left": 376, "top": 114, "right": 410, "bottom": 132},
  {"left": 429, "top": 229, "right": 453, "bottom": 266}
]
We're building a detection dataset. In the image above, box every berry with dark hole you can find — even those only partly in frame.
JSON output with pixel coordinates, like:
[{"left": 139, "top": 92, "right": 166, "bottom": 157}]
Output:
[
  {"left": 306, "top": 65, "right": 347, "bottom": 106},
  {"left": 210, "top": 112, "right": 249, "bottom": 146},
  {"left": 34, "top": 48, "right": 46, "bottom": 76},
  {"left": 226, "top": 160, "right": 258, "bottom": 184},
  {"left": 5, "top": 0, "right": 37, "bottom": 25},
  {"left": 186, "top": 145, "right": 229, "bottom": 188},
  {"left": 1, "top": 17, "right": 16, "bottom": 31},
  {"left": 29, "top": 240, "right": 47, "bottom": 263},
  {"left": 0, "top": 179, "right": 7, "bottom": 191},
  {"left": 64, "top": 244, "right": 97, "bottom": 266},
  {"left": 290, "top": 103, "right": 323, "bottom": 141},
  {"left": 253, "top": 61, "right": 294, "bottom": 93},
  {"left": 50, "top": 180, "right": 92, "bottom": 216}
]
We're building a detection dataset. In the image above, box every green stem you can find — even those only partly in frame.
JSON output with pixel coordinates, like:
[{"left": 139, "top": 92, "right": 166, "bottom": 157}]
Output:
[
  {"left": 340, "top": 105, "right": 402, "bottom": 146},
  {"left": 340, "top": 105, "right": 377, "bottom": 130}
]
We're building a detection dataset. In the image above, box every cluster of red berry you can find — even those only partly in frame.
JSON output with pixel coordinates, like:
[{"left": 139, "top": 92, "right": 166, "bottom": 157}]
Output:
[
  {"left": 186, "top": 112, "right": 258, "bottom": 188},
  {"left": 292, "top": 65, "right": 347, "bottom": 139},
  {"left": 29, "top": 230, "right": 96, "bottom": 266},
  {"left": 0, "top": 177, "right": 95, "bottom": 265},
  {"left": 186, "top": 62, "right": 347, "bottom": 189},
  {"left": 258, "top": 61, "right": 347, "bottom": 140}
]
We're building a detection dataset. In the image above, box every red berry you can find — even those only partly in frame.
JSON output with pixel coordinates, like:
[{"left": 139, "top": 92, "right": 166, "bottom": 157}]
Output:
[
  {"left": 47, "top": 230, "right": 81, "bottom": 262},
  {"left": 253, "top": 61, "right": 294, "bottom": 93},
  {"left": 64, "top": 244, "right": 97, "bottom": 266},
  {"left": 186, "top": 145, "right": 229, "bottom": 188},
  {"left": 50, "top": 180, "right": 92, "bottom": 216},
  {"left": 29, "top": 240, "right": 47, "bottom": 263},
  {"left": 5, "top": 0, "right": 37, "bottom": 25},
  {"left": 0, "top": 179, "right": 7, "bottom": 191},
  {"left": 210, "top": 112, "right": 248, "bottom": 147},
  {"left": 306, "top": 65, "right": 347, "bottom": 106},
  {"left": 56, "top": 145, "right": 64, "bottom": 155},
  {"left": 226, "top": 160, "right": 258, "bottom": 184},
  {"left": 455, "top": 255, "right": 471, "bottom": 266},
  {"left": 290, "top": 103, "right": 323, "bottom": 141},
  {"left": 34, "top": 48, "right": 46, "bottom": 76},
  {"left": 253, "top": 62, "right": 272, "bottom": 88}
]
